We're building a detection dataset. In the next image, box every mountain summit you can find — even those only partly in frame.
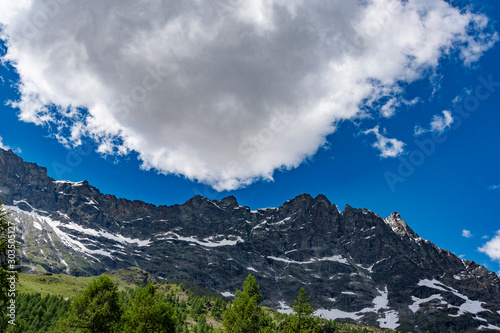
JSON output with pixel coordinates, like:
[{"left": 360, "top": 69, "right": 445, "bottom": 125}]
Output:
[{"left": 1, "top": 148, "right": 499, "bottom": 332}]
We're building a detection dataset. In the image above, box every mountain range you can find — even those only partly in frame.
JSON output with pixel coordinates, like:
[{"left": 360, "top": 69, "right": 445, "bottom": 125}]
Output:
[{"left": 1, "top": 148, "right": 500, "bottom": 332}]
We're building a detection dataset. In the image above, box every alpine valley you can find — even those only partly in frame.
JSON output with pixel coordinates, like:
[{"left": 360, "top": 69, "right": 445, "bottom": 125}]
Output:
[{"left": 1, "top": 148, "right": 500, "bottom": 332}]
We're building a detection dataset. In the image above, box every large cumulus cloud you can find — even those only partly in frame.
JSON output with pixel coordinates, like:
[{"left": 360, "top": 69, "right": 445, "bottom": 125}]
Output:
[{"left": 0, "top": 0, "right": 496, "bottom": 190}]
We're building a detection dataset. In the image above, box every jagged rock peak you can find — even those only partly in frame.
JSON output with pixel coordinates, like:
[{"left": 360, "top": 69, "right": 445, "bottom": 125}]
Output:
[
  {"left": 293, "top": 193, "right": 314, "bottom": 201},
  {"left": 343, "top": 203, "right": 354, "bottom": 212},
  {"left": 217, "top": 196, "right": 239, "bottom": 209},
  {"left": 0, "top": 148, "right": 48, "bottom": 177},
  {"left": 183, "top": 195, "right": 240, "bottom": 211},
  {"left": 384, "top": 211, "right": 419, "bottom": 239},
  {"left": 280, "top": 193, "right": 314, "bottom": 209},
  {"left": 314, "top": 193, "right": 331, "bottom": 205},
  {"left": 184, "top": 194, "right": 206, "bottom": 204},
  {"left": 0, "top": 148, "right": 18, "bottom": 157},
  {"left": 284, "top": 193, "right": 336, "bottom": 206},
  {"left": 280, "top": 193, "right": 338, "bottom": 215}
]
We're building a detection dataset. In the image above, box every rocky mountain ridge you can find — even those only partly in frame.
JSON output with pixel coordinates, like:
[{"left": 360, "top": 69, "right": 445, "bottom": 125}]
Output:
[{"left": 1, "top": 148, "right": 500, "bottom": 332}]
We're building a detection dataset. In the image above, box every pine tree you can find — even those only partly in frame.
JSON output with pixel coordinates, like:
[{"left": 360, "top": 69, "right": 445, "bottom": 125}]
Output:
[
  {"left": 284, "top": 288, "right": 320, "bottom": 333},
  {"left": 122, "top": 282, "right": 178, "bottom": 332},
  {"left": 210, "top": 298, "right": 226, "bottom": 320},
  {"left": 190, "top": 297, "right": 204, "bottom": 321},
  {"left": 222, "top": 275, "right": 273, "bottom": 333},
  {"left": 67, "top": 275, "right": 122, "bottom": 333}
]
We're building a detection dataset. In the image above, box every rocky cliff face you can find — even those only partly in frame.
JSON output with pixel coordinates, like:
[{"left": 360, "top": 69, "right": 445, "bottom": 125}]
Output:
[{"left": 1, "top": 148, "right": 500, "bottom": 332}]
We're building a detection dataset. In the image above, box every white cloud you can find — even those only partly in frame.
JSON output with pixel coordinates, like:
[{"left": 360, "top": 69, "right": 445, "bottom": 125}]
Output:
[
  {"left": 414, "top": 110, "right": 454, "bottom": 135},
  {"left": 0, "top": 136, "right": 8, "bottom": 150},
  {"left": 479, "top": 231, "right": 500, "bottom": 263},
  {"left": 452, "top": 88, "right": 473, "bottom": 106},
  {"left": 489, "top": 185, "right": 500, "bottom": 191},
  {"left": 462, "top": 229, "right": 473, "bottom": 238},
  {"left": 0, "top": 135, "right": 21, "bottom": 154},
  {"left": 379, "top": 96, "right": 420, "bottom": 118},
  {"left": 430, "top": 111, "right": 454, "bottom": 133},
  {"left": 364, "top": 126, "right": 405, "bottom": 158},
  {"left": 0, "top": 0, "right": 497, "bottom": 190}
]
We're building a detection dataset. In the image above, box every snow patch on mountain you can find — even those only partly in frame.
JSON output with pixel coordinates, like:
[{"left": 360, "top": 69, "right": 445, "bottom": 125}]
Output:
[
  {"left": 314, "top": 308, "right": 363, "bottom": 321},
  {"left": 378, "top": 310, "right": 399, "bottom": 329},
  {"left": 356, "top": 263, "right": 374, "bottom": 273},
  {"left": 6, "top": 205, "right": 114, "bottom": 260},
  {"left": 277, "top": 301, "right": 293, "bottom": 314},
  {"left": 409, "top": 294, "right": 447, "bottom": 313},
  {"left": 417, "top": 278, "right": 490, "bottom": 317},
  {"left": 13, "top": 200, "right": 48, "bottom": 214},
  {"left": 267, "top": 255, "right": 348, "bottom": 265},
  {"left": 273, "top": 217, "right": 291, "bottom": 225},
  {"left": 478, "top": 323, "right": 500, "bottom": 331},
  {"left": 62, "top": 222, "right": 151, "bottom": 246},
  {"left": 60, "top": 259, "right": 70, "bottom": 274},
  {"left": 418, "top": 279, "right": 449, "bottom": 292},
  {"left": 372, "top": 286, "right": 389, "bottom": 310},
  {"left": 313, "top": 286, "right": 399, "bottom": 329},
  {"left": 158, "top": 232, "right": 244, "bottom": 247},
  {"left": 54, "top": 180, "right": 84, "bottom": 187}
]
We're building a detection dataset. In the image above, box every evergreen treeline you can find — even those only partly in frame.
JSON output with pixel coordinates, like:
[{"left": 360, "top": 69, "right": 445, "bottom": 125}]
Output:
[
  {"left": 6, "top": 293, "right": 71, "bottom": 332},
  {"left": 4, "top": 274, "right": 399, "bottom": 333}
]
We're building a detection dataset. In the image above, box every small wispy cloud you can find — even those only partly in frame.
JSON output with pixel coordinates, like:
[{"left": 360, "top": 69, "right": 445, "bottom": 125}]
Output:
[
  {"left": 415, "top": 110, "right": 454, "bottom": 136},
  {"left": 364, "top": 126, "right": 405, "bottom": 158},
  {"left": 379, "top": 97, "right": 420, "bottom": 118},
  {"left": 0, "top": 136, "right": 7, "bottom": 151},
  {"left": 462, "top": 229, "right": 473, "bottom": 238},
  {"left": 0, "top": 135, "right": 21, "bottom": 154},
  {"left": 489, "top": 184, "right": 500, "bottom": 191},
  {"left": 479, "top": 231, "right": 500, "bottom": 263},
  {"left": 452, "top": 88, "right": 473, "bottom": 105}
]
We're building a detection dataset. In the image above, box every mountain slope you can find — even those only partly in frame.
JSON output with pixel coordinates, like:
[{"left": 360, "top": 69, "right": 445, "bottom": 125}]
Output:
[{"left": 1, "top": 148, "right": 500, "bottom": 332}]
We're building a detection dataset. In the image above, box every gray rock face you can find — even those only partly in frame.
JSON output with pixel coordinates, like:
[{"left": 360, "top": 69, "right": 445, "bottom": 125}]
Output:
[{"left": 1, "top": 148, "right": 500, "bottom": 332}]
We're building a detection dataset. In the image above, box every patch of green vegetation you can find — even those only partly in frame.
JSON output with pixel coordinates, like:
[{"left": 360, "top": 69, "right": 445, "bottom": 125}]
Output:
[
  {"left": 17, "top": 266, "right": 158, "bottom": 298},
  {"left": 18, "top": 272, "right": 94, "bottom": 298},
  {"left": 34, "top": 264, "right": 46, "bottom": 273},
  {"left": 103, "top": 267, "right": 154, "bottom": 291}
]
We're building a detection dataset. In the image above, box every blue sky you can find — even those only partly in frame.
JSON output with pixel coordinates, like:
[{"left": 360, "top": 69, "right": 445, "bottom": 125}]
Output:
[{"left": 0, "top": 0, "right": 499, "bottom": 273}]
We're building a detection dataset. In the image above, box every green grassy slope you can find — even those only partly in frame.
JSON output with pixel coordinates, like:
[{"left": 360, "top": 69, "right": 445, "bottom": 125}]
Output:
[{"left": 18, "top": 267, "right": 154, "bottom": 298}]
